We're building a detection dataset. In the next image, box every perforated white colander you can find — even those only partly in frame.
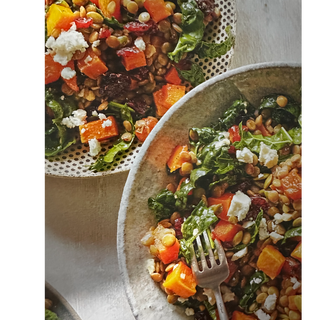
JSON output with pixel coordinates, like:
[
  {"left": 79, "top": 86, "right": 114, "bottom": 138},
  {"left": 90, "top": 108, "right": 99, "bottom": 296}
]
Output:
[{"left": 45, "top": 0, "right": 237, "bottom": 178}]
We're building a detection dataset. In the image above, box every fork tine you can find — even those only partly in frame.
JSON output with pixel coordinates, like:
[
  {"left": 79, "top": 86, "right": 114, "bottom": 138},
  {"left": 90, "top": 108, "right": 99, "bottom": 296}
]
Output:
[
  {"left": 214, "top": 239, "right": 227, "bottom": 264},
  {"left": 190, "top": 242, "right": 199, "bottom": 272},
  {"left": 195, "top": 235, "right": 207, "bottom": 268},
  {"left": 203, "top": 230, "right": 215, "bottom": 266}
]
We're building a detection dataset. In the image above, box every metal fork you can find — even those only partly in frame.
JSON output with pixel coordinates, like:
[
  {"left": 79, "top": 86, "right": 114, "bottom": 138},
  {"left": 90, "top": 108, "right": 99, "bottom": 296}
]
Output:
[{"left": 191, "top": 231, "right": 229, "bottom": 320}]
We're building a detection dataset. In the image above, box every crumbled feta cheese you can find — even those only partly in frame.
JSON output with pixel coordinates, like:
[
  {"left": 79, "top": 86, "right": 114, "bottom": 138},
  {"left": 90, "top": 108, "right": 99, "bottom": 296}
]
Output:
[
  {"left": 178, "top": 297, "right": 188, "bottom": 303},
  {"left": 264, "top": 293, "right": 277, "bottom": 311},
  {"left": 231, "top": 247, "right": 248, "bottom": 261},
  {"left": 61, "top": 67, "right": 76, "bottom": 80},
  {"left": 273, "top": 213, "right": 292, "bottom": 224},
  {"left": 290, "top": 277, "right": 301, "bottom": 289},
  {"left": 185, "top": 308, "right": 195, "bottom": 316},
  {"left": 236, "top": 147, "right": 255, "bottom": 163},
  {"left": 61, "top": 109, "right": 87, "bottom": 128},
  {"left": 180, "top": 273, "right": 186, "bottom": 279},
  {"left": 45, "top": 23, "right": 88, "bottom": 66},
  {"left": 213, "top": 131, "right": 231, "bottom": 150},
  {"left": 255, "top": 308, "right": 271, "bottom": 320},
  {"left": 92, "top": 40, "right": 100, "bottom": 48},
  {"left": 259, "top": 142, "right": 279, "bottom": 169},
  {"left": 134, "top": 36, "right": 146, "bottom": 51},
  {"left": 92, "top": 110, "right": 98, "bottom": 117},
  {"left": 269, "top": 232, "right": 284, "bottom": 244},
  {"left": 250, "top": 277, "right": 262, "bottom": 285},
  {"left": 60, "top": 95, "right": 65, "bottom": 100},
  {"left": 98, "top": 113, "right": 107, "bottom": 120},
  {"left": 146, "top": 259, "right": 155, "bottom": 274},
  {"left": 259, "top": 218, "right": 269, "bottom": 241},
  {"left": 203, "top": 288, "right": 216, "bottom": 305},
  {"left": 242, "top": 221, "right": 255, "bottom": 228},
  {"left": 227, "top": 191, "right": 251, "bottom": 221},
  {"left": 88, "top": 138, "right": 101, "bottom": 156},
  {"left": 84, "top": 55, "right": 92, "bottom": 64},
  {"left": 102, "top": 119, "right": 112, "bottom": 128}
]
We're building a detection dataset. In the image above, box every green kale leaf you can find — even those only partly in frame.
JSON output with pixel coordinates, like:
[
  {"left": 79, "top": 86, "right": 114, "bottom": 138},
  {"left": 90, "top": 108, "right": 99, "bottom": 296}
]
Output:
[
  {"left": 148, "top": 189, "right": 177, "bottom": 222},
  {"left": 45, "top": 309, "right": 59, "bottom": 320},
  {"left": 281, "top": 226, "right": 302, "bottom": 244},
  {"left": 288, "top": 127, "right": 302, "bottom": 145},
  {"left": 176, "top": 62, "right": 205, "bottom": 87}
]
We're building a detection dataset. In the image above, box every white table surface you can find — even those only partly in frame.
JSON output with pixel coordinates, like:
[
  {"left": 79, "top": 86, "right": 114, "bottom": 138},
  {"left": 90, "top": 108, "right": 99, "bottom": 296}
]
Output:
[{"left": 45, "top": 1, "right": 301, "bottom": 319}]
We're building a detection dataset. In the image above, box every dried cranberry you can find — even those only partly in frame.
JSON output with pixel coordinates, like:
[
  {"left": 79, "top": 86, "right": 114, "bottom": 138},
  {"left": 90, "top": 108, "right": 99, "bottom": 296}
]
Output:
[
  {"left": 281, "top": 257, "right": 301, "bottom": 278},
  {"left": 228, "top": 180, "right": 251, "bottom": 193},
  {"left": 124, "top": 20, "right": 158, "bottom": 36},
  {"left": 126, "top": 96, "right": 150, "bottom": 115},
  {"left": 99, "top": 72, "right": 131, "bottom": 99},
  {"left": 74, "top": 17, "right": 93, "bottom": 29},
  {"left": 243, "top": 195, "right": 270, "bottom": 221},
  {"left": 173, "top": 217, "right": 184, "bottom": 239},
  {"left": 99, "top": 27, "right": 111, "bottom": 39},
  {"left": 128, "top": 66, "right": 149, "bottom": 81}
]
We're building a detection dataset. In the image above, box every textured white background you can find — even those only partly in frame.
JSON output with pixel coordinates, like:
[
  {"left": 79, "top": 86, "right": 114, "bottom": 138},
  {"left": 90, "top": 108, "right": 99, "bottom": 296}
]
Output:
[{"left": 45, "top": 1, "right": 301, "bottom": 319}]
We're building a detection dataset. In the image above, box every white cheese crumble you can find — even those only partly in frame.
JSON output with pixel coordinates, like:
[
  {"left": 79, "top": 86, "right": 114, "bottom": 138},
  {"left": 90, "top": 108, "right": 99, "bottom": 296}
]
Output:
[
  {"left": 236, "top": 147, "right": 255, "bottom": 163},
  {"left": 290, "top": 277, "right": 301, "bottom": 289},
  {"left": 221, "top": 285, "right": 235, "bottom": 302},
  {"left": 45, "top": 23, "right": 88, "bottom": 66},
  {"left": 259, "top": 218, "right": 269, "bottom": 241},
  {"left": 102, "top": 119, "right": 112, "bottom": 128},
  {"left": 258, "top": 142, "right": 279, "bottom": 169},
  {"left": 98, "top": 113, "right": 107, "bottom": 120},
  {"left": 213, "top": 131, "right": 230, "bottom": 150},
  {"left": 134, "top": 36, "right": 146, "bottom": 51},
  {"left": 264, "top": 293, "right": 277, "bottom": 311},
  {"left": 231, "top": 247, "right": 248, "bottom": 261},
  {"left": 180, "top": 273, "right": 186, "bottom": 279},
  {"left": 88, "top": 138, "right": 101, "bottom": 156},
  {"left": 146, "top": 259, "right": 155, "bottom": 275},
  {"left": 227, "top": 190, "right": 251, "bottom": 221},
  {"left": 255, "top": 308, "right": 271, "bottom": 320},
  {"left": 185, "top": 308, "right": 195, "bottom": 316},
  {"left": 250, "top": 277, "right": 262, "bottom": 285},
  {"left": 269, "top": 232, "right": 284, "bottom": 244},
  {"left": 273, "top": 213, "right": 292, "bottom": 224},
  {"left": 61, "top": 67, "right": 76, "bottom": 80},
  {"left": 61, "top": 109, "right": 87, "bottom": 128},
  {"left": 60, "top": 95, "right": 65, "bottom": 100},
  {"left": 84, "top": 55, "right": 93, "bottom": 64},
  {"left": 92, "top": 110, "right": 98, "bottom": 117},
  {"left": 178, "top": 297, "right": 188, "bottom": 303},
  {"left": 92, "top": 40, "right": 100, "bottom": 48}
]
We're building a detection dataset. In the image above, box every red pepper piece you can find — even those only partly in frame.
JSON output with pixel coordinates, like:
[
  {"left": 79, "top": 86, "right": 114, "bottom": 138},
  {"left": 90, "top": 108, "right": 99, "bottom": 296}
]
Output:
[
  {"left": 228, "top": 125, "right": 248, "bottom": 143},
  {"left": 74, "top": 17, "right": 93, "bottom": 29},
  {"left": 99, "top": 27, "right": 111, "bottom": 39}
]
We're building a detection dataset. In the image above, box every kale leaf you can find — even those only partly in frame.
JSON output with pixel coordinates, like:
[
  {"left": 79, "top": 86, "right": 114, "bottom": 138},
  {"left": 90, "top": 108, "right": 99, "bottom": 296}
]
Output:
[
  {"left": 147, "top": 189, "right": 177, "bottom": 222},
  {"left": 281, "top": 226, "right": 302, "bottom": 244},
  {"left": 288, "top": 127, "right": 302, "bottom": 145},
  {"left": 174, "top": 178, "right": 195, "bottom": 211},
  {"left": 45, "top": 309, "right": 59, "bottom": 320},
  {"left": 176, "top": 62, "right": 205, "bottom": 87},
  {"left": 45, "top": 88, "right": 78, "bottom": 157}
]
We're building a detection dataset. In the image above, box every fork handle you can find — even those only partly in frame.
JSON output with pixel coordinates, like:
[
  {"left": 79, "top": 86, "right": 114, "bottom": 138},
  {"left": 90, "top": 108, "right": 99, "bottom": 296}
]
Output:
[{"left": 213, "top": 286, "right": 229, "bottom": 320}]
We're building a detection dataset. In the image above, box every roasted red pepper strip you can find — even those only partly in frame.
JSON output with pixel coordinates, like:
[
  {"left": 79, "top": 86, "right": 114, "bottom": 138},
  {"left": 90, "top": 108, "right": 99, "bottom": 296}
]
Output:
[{"left": 74, "top": 17, "right": 93, "bottom": 29}]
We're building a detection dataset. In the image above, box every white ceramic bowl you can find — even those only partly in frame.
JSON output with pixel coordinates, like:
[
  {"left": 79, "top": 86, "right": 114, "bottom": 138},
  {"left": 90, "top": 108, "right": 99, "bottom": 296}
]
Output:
[{"left": 117, "top": 62, "right": 301, "bottom": 320}]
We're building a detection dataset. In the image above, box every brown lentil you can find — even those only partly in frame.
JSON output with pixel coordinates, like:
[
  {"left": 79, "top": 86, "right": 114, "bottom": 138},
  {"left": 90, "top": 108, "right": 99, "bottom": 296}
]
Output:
[{"left": 151, "top": 272, "right": 163, "bottom": 282}]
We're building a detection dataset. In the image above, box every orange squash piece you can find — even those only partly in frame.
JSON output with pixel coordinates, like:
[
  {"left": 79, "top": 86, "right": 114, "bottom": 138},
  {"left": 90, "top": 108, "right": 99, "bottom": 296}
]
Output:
[
  {"left": 291, "top": 241, "right": 301, "bottom": 262},
  {"left": 45, "top": 53, "right": 64, "bottom": 84},
  {"left": 231, "top": 311, "right": 257, "bottom": 320},
  {"left": 166, "top": 145, "right": 189, "bottom": 173},
  {"left": 280, "top": 169, "right": 302, "bottom": 200},
  {"left": 62, "top": 60, "right": 79, "bottom": 92},
  {"left": 164, "top": 66, "right": 182, "bottom": 85},
  {"left": 212, "top": 220, "right": 243, "bottom": 242},
  {"left": 118, "top": 47, "right": 147, "bottom": 71},
  {"left": 153, "top": 84, "right": 186, "bottom": 117},
  {"left": 158, "top": 239, "right": 180, "bottom": 264},
  {"left": 135, "top": 116, "right": 158, "bottom": 142},
  {"left": 46, "top": 4, "right": 75, "bottom": 37},
  {"left": 144, "top": 0, "right": 172, "bottom": 23},
  {"left": 79, "top": 116, "right": 119, "bottom": 143},
  {"left": 257, "top": 245, "right": 286, "bottom": 279},
  {"left": 163, "top": 261, "right": 197, "bottom": 298},
  {"left": 77, "top": 48, "right": 108, "bottom": 80},
  {"left": 208, "top": 193, "right": 234, "bottom": 221},
  {"left": 231, "top": 310, "right": 257, "bottom": 320}
]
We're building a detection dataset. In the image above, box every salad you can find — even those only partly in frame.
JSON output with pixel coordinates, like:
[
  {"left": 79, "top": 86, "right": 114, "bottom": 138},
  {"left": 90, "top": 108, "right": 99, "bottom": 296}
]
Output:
[
  {"left": 45, "top": 0, "right": 235, "bottom": 172},
  {"left": 141, "top": 94, "right": 302, "bottom": 320}
]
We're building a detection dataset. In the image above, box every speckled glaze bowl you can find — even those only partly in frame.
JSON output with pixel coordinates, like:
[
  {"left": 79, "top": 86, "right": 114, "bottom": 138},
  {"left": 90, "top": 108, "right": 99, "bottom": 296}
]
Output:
[{"left": 117, "top": 62, "right": 301, "bottom": 320}]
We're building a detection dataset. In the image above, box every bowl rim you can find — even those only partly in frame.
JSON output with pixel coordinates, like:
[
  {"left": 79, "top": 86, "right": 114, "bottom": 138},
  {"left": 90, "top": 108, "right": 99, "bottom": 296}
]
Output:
[{"left": 117, "top": 61, "right": 301, "bottom": 318}]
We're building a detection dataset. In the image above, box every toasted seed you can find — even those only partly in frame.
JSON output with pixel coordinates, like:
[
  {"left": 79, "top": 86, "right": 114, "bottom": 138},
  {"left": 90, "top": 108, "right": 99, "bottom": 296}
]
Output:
[
  {"left": 139, "top": 12, "right": 150, "bottom": 23},
  {"left": 89, "top": 30, "right": 99, "bottom": 43},
  {"left": 98, "top": 101, "right": 109, "bottom": 111},
  {"left": 292, "top": 217, "right": 302, "bottom": 227},
  {"left": 277, "top": 95, "right": 288, "bottom": 107},
  {"left": 167, "top": 294, "right": 178, "bottom": 304},
  {"left": 256, "top": 292, "right": 268, "bottom": 304},
  {"left": 121, "top": 132, "right": 132, "bottom": 142},
  {"left": 123, "top": 120, "right": 132, "bottom": 132},
  {"left": 86, "top": 11, "right": 104, "bottom": 23},
  {"left": 151, "top": 272, "right": 163, "bottom": 282},
  {"left": 172, "top": 23, "right": 183, "bottom": 33},
  {"left": 141, "top": 232, "right": 155, "bottom": 246},
  {"left": 232, "top": 230, "right": 243, "bottom": 246},
  {"left": 242, "top": 231, "right": 251, "bottom": 245},
  {"left": 279, "top": 295, "right": 289, "bottom": 307},
  {"left": 161, "top": 234, "right": 176, "bottom": 247},
  {"left": 127, "top": 1, "right": 139, "bottom": 14},
  {"left": 80, "top": 5, "right": 86, "bottom": 17},
  {"left": 173, "top": 12, "right": 182, "bottom": 24},
  {"left": 264, "top": 174, "right": 273, "bottom": 189}
]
